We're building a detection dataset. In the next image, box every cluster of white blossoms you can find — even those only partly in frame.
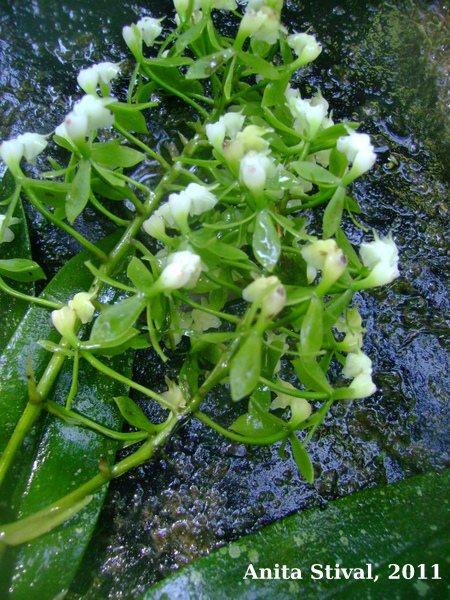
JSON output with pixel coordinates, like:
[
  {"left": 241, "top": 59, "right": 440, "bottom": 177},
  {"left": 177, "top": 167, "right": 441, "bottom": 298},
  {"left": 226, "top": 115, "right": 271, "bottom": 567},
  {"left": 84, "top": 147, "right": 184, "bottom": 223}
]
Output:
[
  {"left": 122, "top": 16, "right": 163, "bottom": 54},
  {"left": 156, "top": 249, "right": 203, "bottom": 291},
  {"left": 51, "top": 292, "right": 96, "bottom": 339},
  {"left": 301, "top": 238, "right": 348, "bottom": 289},
  {"left": 358, "top": 232, "right": 400, "bottom": 289},
  {"left": 343, "top": 349, "right": 377, "bottom": 398},
  {"left": 143, "top": 183, "right": 218, "bottom": 239},
  {"left": 286, "top": 86, "right": 333, "bottom": 143},
  {"left": 238, "top": 0, "right": 285, "bottom": 46},
  {"left": 0, "top": 132, "right": 48, "bottom": 173},
  {"left": 243, "top": 275, "right": 287, "bottom": 318},
  {"left": 77, "top": 62, "right": 121, "bottom": 95},
  {"left": 55, "top": 95, "right": 115, "bottom": 142}
]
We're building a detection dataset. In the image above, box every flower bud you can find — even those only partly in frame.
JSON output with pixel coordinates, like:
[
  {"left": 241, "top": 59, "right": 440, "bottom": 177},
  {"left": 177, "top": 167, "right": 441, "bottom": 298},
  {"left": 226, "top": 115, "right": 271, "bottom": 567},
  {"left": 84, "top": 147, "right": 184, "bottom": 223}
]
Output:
[
  {"left": 0, "top": 139, "right": 24, "bottom": 172},
  {"left": 17, "top": 133, "right": 48, "bottom": 163},
  {"left": 243, "top": 276, "right": 286, "bottom": 318},
  {"left": 0, "top": 133, "right": 48, "bottom": 172},
  {"left": 334, "top": 307, "right": 364, "bottom": 352},
  {"left": 223, "top": 138, "right": 245, "bottom": 176},
  {"left": 238, "top": 6, "right": 282, "bottom": 46},
  {"left": 77, "top": 67, "right": 99, "bottom": 95},
  {"left": 136, "top": 16, "right": 163, "bottom": 46},
  {"left": 287, "top": 33, "right": 322, "bottom": 64},
  {"left": 157, "top": 250, "right": 202, "bottom": 290},
  {"left": 161, "top": 376, "right": 186, "bottom": 408},
  {"left": 68, "top": 292, "right": 95, "bottom": 324},
  {"left": 239, "top": 150, "right": 275, "bottom": 196},
  {"left": 206, "top": 121, "right": 226, "bottom": 153},
  {"left": 64, "top": 113, "right": 89, "bottom": 141},
  {"left": 301, "top": 239, "right": 347, "bottom": 290},
  {"left": 236, "top": 125, "right": 272, "bottom": 153},
  {"left": 122, "top": 25, "right": 141, "bottom": 55},
  {"left": 142, "top": 214, "right": 167, "bottom": 239},
  {"left": 51, "top": 306, "right": 77, "bottom": 340},
  {"left": 342, "top": 350, "right": 373, "bottom": 379},
  {"left": 168, "top": 190, "right": 191, "bottom": 231},
  {"left": 288, "top": 97, "right": 326, "bottom": 140}
]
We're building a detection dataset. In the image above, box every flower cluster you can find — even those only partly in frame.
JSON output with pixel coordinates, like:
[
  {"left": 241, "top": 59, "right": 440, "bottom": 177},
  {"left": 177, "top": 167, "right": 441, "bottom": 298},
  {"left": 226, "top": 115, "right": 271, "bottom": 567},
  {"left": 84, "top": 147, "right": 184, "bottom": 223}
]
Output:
[
  {"left": 0, "top": 133, "right": 48, "bottom": 173},
  {"left": 51, "top": 292, "right": 96, "bottom": 339},
  {"left": 343, "top": 350, "right": 377, "bottom": 398},
  {"left": 55, "top": 95, "right": 115, "bottom": 142}
]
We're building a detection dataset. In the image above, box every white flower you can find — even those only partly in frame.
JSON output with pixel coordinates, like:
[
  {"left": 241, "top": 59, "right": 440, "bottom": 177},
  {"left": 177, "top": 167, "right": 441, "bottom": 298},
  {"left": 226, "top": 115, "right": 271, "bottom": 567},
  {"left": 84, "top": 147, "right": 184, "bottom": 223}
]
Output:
[
  {"left": 337, "top": 129, "right": 376, "bottom": 181},
  {"left": 192, "top": 309, "right": 221, "bottom": 332},
  {"left": 342, "top": 350, "right": 373, "bottom": 379},
  {"left": 136, "top": 16, "right": 163, "bottom": 46},
  {"left": 206, "top": 111, "right": 245, "bottom": 152},
  {"left": 358, "top": 232, "right": 400, "bottom": 289},
  {"left": 243, "top": 276, "right": 286, "bottom": 318},
  {"left": 0, "top": 215, "right": 20, "bottom": 243},
  {"left": 168, "top": 190, "right": 192, "bottom": 229},
  {"left": 61, "top": 95, "right": 115, "bottom": 140},
  {"left": 68, "top": 292, "right": 95, "bottom": 324},
  {"left": 160, "top": 376, "right": 186, "bottom": 409},
  {"left": 142, "top": 213, "right": 167, "bottom": 239},
  {"left": 158, "top": 250, "right": 202, "bottom": 290},
  {"left": 301, "top": 239, "right": 347, "bottom": 285},
  {"left": 349, "top": 373, "right": 377, "bottom": 398},
  {"left": 184, "top": 183, "right": 218, "bottom": 215},
  {"left": 51, "top": 306, "right": 77, "bottom": 340},
  {"left": 77, "top": 62, "right": 121, "bottom": 94},
  {"left": 239, "top": 150, "right": 275, "bottom": 195},
  {"left": 287, "top": 96, "right": 326, "bottom": 140},
  {"left": 287, "top": 33, "right": 322, "bottom": 63},
  {"left": 0, "top": 133, "right": 47, "bottom": 171},
  {"left": 270, "top": 381, "right": 312, "bottom": 426},
  {"left": 239, "top": 6, "right": 283, "bottom": 45}
]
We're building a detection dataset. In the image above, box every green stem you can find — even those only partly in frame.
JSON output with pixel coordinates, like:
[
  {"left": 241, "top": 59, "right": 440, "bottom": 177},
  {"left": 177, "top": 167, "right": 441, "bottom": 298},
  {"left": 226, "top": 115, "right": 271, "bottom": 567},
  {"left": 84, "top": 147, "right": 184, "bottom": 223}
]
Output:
[
  {"left": 195, "top": 411, "right": 288, "bottom": 446},
  {"left": 45, "top": 401, "right": 149, "bottom": 443},
  {"left": 258, "top": 376, "right": 329, "bottom": 400},
  {"left": 0, "top": 276, "right": 63, "bottom": 310},
  {"left": 88, "top": 191, "right": 130, "bottom": 227},
  {"left": 113, "top": 122, "right": 171, "bottom": 171}
]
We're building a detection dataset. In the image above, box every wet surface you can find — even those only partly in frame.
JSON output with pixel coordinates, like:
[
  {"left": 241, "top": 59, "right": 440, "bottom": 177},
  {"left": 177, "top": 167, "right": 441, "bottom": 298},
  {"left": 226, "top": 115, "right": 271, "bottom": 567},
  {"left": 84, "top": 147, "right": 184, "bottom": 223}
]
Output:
[{"left": 0, "top": 0, "right": 449, "bottom": 597}]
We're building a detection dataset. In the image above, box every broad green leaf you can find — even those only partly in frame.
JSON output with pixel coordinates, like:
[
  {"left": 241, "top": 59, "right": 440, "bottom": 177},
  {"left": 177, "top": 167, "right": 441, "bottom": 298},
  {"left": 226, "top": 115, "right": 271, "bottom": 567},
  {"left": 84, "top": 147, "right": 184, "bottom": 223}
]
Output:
[
  {"left": 92, "top": 142, "right": 146, "bottom": 168},
  {"left": 89, "top": 293, "right": 147, "bottom": 345},
  {"left": 92, "top": 164, "right": 126, "bottom": 188},
  {"left": 146, "top": 63, "right": 204, "bottom": 95},
  {"left": 65, "top": 159, "right": 91, "bottom": 224},
  {"left": 0, "top": 258, "right": 46, "bottom": 282},
  {"left": 229, "top": 411, "right": 281, "bottom": 438},
  {"left": 179, "top": 357, "right": 199, "bottom": 402},
  {"left": 186, "top": 48, "right": 234, "bottom": 79},
  {"left": 114, "top": 396, "right": 157, "bottom": 433},
  {"left": 206, "top": 239, "right": 250, "bottom": 262},
  {"left": 300, "top": 297, "right": 323, "bottom": 356},
  {"left": 127, "top": 256, "right": 154, "bottom": 294},
  {"left": 291, "top": 161, "right": 341, "bottom": 186},
  {"left": 27, "top": 179, "right": 70, "bottom": 208},
  {"left": 0, "top": 173, "right": 34, "bottom": 353},
  {"left": 252, "top": 210, "right": 281, "bottom": 272},
  {"left": 144, "top": 56, "right": 194, "bottom": 68},
  {"left": 311, "top": 121, "right": 359, "bottom": 148},
  {"left": 230, "top": 333, "right": 262, "bottom": 401},
  {"left": 237, "top": 51, "right": 280, "bottom": 80},
  {"left": 110, "top": 102, "right": 149, "bottom": 134},
  {"left": 0, "top": 232, "right": 132, "bottom": 599},
  {"left": 141, "top": 471, "right": 450, "bottom": 600},
  {"left": 291, "top": 356, "right": 333, "bottom": 394},
  {"left": 323, "top": 186, "right": 346, "bottom": 239},
  {"left": 329, "top": 147, "right": 349, "bottom": 177}
]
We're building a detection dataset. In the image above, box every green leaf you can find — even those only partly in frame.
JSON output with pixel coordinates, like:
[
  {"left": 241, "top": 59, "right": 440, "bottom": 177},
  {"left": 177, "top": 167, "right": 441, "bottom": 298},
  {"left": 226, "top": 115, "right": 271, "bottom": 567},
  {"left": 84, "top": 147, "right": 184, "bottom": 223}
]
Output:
[
  {"left": 237, "top": 51, "right": 280, "bottom": 80},
  {"left": 89, "top": 294, "right": 147, "bottom": 346},
  {"left": 0, "top": 258, "right": 46, "bottom": 282},
  {"left": 229, "top": 411, "right": 281, "bottom": 438},
  {"left": 0, "top": 172, "right": 35, "bottom": 352},
  {"left": 0, "top": 232, "right": 132, "bottom": 599},
  {"left": 27, "top": 179, "right": 71, "bottom": 208},
  {"left": 113, "top": 396, "right": 157, "bottom": 433},
  {"left": 291, "top": 161, "right": 341, "bottom": 186},
  {"left": 291, "top": 356, "right": 333, "bottom": 394},
  {"left": 92, "top": 142, "right": 146, "bottom": 168},
  {"left": 252, "top": 210, "right": 281, "bottom": 272},
  {"left": 289, "top": 432, "right": 314, "bottom": 483},
  {"left": 300, "top": 297, "right": 323, "bottom": 356},
  {"left": 229, "top": 333, "right": 262, "bottom": 401},
  {"left": 110, "top": 102, "right": 149, "bottom": 134},
  {"left": 329, "top": 147, "right": 349, "bottom": 177},
  {"left": 336, "top": 228, "right": 362, "bottom": 269},
  {"left": 322, "top": 289, "right": 354, "bottom": 330},
  {"left": 186, "top": 48, "right": 235, "bottom": 79},
  {"left": 127, "top": 257, "right": 154, "bottom": 294},
  {"left": 262, "top": 72, "right": 291, "bottom": 107},
  {"left": 174, "top": 19, "right": 206, "bottom": 54},
  {"left": 65, "top": 159, "right": 91, "bottom": 224},
  {"left": 92, "top": 163, "right": 126, "bottom": 188},
  {"left": 323, "top": 186, "right": 346, "bottom": 239},
  {"left": 141, "top": 470, "right": 450, "bottom": 600}
]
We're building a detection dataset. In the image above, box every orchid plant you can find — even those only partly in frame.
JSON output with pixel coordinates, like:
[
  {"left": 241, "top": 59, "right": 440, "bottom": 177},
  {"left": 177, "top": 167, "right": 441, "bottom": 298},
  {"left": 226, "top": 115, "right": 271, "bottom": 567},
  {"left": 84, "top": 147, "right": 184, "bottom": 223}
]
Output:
[{"left": 0, "top": 0, "right": 399, "bottom": 586}]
